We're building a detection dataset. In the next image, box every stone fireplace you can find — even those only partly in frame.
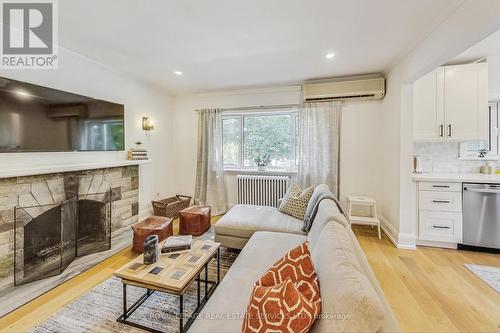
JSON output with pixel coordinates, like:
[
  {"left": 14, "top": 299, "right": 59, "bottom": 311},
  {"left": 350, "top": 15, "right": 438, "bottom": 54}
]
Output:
[{"left": 0, "top": 165, "right": 140, "bottom": 316}]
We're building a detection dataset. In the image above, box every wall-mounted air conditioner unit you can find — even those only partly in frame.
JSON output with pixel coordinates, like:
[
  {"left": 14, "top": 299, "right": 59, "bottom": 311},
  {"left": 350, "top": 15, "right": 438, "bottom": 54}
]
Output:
[{"left": 303, "top": 76, "right": 386, "bottom": 102}]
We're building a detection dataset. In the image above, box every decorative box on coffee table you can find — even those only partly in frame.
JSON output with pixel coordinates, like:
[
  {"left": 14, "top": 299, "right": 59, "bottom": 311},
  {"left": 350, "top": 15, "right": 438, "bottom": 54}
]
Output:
[
  {"left": 179, "top": 206, "right": 211, "bottom": 236},
  {"left": 131, "top": 216, "right": 173, "bottom": 253}
]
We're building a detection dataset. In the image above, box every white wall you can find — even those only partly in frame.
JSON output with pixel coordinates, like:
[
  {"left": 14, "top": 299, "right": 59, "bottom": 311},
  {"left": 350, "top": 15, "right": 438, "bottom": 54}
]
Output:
[
  {"left": 172, "top": 86, "right": 384, "bottom": 211},
  {"left": 0, "top": 47, "right": 174, "bottom": 216},
  {"left": 340, "top": 101, "right": 383, "bottom": 207}
]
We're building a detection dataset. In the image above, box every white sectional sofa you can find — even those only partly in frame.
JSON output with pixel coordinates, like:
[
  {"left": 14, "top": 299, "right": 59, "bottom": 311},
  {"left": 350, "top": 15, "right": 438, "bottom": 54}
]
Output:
[
  {"left": 190, "top": 187, "right": 400, "bottom": 332},
  {"left": 214, "top": 204, "right": 305, "bottom": 249}
]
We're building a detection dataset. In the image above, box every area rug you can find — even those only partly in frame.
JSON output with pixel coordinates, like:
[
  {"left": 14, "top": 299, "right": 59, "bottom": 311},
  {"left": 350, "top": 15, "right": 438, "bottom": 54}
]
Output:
[
  {"left": 29, "top": 231, "right": 239, "bottom": 333},
  {"left": 465, "top": 264, "right": 500, "bottom": 294}
]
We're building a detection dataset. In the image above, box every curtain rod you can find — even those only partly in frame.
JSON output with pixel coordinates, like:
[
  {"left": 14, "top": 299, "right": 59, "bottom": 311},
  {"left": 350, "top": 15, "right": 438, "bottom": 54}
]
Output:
[{"left": 195, "top": 104, "right": 299, "bottom": 112}]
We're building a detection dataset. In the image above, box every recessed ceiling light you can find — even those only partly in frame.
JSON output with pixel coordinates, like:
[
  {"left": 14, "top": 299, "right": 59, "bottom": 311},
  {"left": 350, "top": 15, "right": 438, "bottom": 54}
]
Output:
[
  {"left": 174, "top": 70, "right": 183, "bottom": 76},
  {"left": 325, "top": 53, "right": 335, "bottom": 60}
]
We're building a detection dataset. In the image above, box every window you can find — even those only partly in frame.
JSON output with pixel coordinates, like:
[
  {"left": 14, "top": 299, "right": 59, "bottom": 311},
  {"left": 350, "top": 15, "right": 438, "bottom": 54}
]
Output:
[
  {"left": 222, "top": 111, "right": 298, "bottom": 170},
  {"left": 460, "top": 102, "right": 499, "bottom": 159}
]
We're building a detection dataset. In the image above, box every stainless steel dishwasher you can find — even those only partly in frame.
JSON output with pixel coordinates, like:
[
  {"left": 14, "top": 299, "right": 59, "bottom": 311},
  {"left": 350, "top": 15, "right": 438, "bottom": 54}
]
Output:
[{"left": 462, "top": 183, "right": 500, "bottom": 250}]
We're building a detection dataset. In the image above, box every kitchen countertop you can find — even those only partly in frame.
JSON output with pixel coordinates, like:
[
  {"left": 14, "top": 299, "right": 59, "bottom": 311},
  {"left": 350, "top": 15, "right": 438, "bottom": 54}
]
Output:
[{"left": 413, "top": 172, "right": 500, "bottom": 183}]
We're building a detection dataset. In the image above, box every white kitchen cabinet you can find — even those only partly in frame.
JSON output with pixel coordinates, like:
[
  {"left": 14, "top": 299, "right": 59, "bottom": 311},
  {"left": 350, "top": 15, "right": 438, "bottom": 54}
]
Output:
[
  {"left": 419, "top": 211, "right": 463, "bottom": 243},
  {"left": 418, "top": 190, "right": 462, "bottom": 213},
  {"left": 417, "top": 181, "right": 463, "bottom": 247},
  {"left": 413, "top": 68, "right": 444, "bottom": 141},
  {"left": 413, "top": 62, "right": 488, "bottom": 141},
  {"left": 444, "top": 64, "right": 488, "bottom": 141}
]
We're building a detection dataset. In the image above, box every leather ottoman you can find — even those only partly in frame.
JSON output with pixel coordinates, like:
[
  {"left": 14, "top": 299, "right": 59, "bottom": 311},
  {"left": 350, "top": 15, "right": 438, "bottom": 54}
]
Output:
[
  {"left": 131, "top": 216, "right": 173, "bottom": 253},
  {"left": 179, "top": 206, "right": 211, "bottom": 236}
]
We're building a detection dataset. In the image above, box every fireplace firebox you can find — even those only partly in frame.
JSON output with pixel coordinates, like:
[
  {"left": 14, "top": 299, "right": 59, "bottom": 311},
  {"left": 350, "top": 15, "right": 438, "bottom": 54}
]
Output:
[
  {"left": 14, "top": 190, "right": 111, "bottom": 286},
  {"left": 77, "top": 196, "right": 111, "bottom": 257}
]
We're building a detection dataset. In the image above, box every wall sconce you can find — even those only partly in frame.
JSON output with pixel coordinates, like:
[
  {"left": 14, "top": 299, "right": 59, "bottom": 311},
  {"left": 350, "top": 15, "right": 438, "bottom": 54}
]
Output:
[{"left": 142, "top": 117, "right": 155, "bottom": 132}]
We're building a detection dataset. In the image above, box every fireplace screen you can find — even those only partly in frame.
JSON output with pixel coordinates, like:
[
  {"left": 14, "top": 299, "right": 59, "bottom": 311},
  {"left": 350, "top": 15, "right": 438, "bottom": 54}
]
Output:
[{"left": 14, "top": 189, "right": 111, "bottom": 286}]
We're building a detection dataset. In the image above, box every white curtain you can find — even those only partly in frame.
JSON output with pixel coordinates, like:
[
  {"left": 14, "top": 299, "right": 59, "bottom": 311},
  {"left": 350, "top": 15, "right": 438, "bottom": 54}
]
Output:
[
  {"left": 298, "top": 101, "right": 341, "bottom": 196},
  {"left": 193, "top": 109, "right": 228, "bottom": 215}
]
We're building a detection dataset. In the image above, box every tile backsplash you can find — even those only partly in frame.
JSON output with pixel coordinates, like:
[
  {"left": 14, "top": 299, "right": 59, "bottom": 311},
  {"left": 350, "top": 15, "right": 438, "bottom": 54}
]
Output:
[{"left": 413, "top": 142, "right": 489, "bottom": 173}]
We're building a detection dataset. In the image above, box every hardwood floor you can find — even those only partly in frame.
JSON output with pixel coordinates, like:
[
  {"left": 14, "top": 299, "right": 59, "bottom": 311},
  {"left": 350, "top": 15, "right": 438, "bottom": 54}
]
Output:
[
  {"left": 1, "top": 220, "right": 499, "bottom": 332},
  {"left": 354, "top": 226, "right": 500, "bottom": 333}
]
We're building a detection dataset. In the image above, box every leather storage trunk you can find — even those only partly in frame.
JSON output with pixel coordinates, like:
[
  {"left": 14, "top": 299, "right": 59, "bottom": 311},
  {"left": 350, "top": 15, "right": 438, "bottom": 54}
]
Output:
[
  {"left": 179, "top": 206, "right": 211, "bottom": 236},
  {"left": 132, "top": 216, "right": 173, "bottom": 253}
]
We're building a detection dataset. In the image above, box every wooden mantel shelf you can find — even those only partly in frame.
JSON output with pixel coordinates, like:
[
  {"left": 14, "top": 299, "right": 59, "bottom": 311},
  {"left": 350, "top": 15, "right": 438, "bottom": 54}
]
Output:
[{"left": 0, "top": 159, "right": 152, "bottom": 179}]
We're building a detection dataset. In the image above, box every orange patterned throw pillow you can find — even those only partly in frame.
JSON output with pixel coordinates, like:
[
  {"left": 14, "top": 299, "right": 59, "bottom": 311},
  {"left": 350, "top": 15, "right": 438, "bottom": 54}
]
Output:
[
  {"left": 243, "top": 279, "right": 318, "bottom": 333},
  {"left": 243, "top": 242, "right": 321, "bottom": 333},
  {"left": 258, "top": 242, "right": 321, "bottom": 309}
]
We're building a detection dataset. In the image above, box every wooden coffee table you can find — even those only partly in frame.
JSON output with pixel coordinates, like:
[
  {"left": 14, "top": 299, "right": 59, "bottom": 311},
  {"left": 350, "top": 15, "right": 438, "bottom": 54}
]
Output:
[{"left": 114, "top": 239, "right": 221, "bottom": 332}]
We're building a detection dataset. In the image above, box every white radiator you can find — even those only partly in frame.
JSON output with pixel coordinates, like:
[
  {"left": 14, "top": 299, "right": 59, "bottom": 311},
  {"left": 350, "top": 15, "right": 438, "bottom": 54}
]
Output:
[{"left": 237, "top": 175, "right": 291, "bottom": 207}]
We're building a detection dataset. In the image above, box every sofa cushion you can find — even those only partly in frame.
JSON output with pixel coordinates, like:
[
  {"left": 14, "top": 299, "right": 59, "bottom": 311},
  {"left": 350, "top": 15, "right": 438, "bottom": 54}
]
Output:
[
  {"left": 310, "top": 222, "right": 385, "bottom": 333},
  {"left": 307, "top": 199, "right": 347, "bottom": 250},
  {"left": 189, "top": 231, "right": 307, "bottom": 333},
  {"left": 257, "top": 242, "right": 321, "bottom": 311},
  {"left": 243, "top": 278, "right": 319, "bottom": 333},
  {"left": 344, "top": 227, "right": 401, "bottom": 333},
  {"left": 214, "top": 204, "right": 305, "bottom": 239},
  {"left": 279, "top": 184, "right": 315, "bottom": 220}
]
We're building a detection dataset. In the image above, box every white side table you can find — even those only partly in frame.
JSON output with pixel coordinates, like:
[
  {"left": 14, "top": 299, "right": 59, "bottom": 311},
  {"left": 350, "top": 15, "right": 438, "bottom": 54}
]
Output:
[{"left": 346, "top": 195, "right": 381, "bottom": 239}]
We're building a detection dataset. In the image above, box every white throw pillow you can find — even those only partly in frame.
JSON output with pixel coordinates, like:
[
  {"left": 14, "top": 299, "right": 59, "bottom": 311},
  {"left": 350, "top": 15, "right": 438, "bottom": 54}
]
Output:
[{"left": 278, "top": 184, "right": 315, "bottom": 220}]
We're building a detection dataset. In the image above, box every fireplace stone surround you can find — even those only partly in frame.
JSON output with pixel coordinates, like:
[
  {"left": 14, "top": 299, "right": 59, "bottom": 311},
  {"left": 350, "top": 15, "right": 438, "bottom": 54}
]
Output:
[{"left": 0, "top": 165, "right": 140, "bottom": 316}]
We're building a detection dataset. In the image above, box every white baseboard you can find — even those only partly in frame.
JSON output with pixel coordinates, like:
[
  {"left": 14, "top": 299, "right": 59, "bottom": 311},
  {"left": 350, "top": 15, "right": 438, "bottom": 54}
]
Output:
[
  {"left": 397, "top": 233, "right": 417, "bottom": 250},
  {"left": 416, "top": 239, "right": 457, "bottom": 249},
  {"left": 379, "top": 215, "right": 397, "bottom": 246},
  {"left": 379, "top": 215, "right": 416, "bottom": 250}
]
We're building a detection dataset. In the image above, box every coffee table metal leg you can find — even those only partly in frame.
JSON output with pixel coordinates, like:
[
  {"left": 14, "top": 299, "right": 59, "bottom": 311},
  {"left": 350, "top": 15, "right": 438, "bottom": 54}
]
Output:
[
  {"left": 217, "top": 247, "right": 220, "bottom": 283},
  {"left": 123, "top": 283, "right": 127, "bottom": 319},
  {"left": 205, "top": 262, "right": 208, "bottom": 299},
  {"left": 197, "top": 273, "right": 201, "bottom": 306},
  {"left": 180, "top": 294, "right": 184, "bottom": 333}
]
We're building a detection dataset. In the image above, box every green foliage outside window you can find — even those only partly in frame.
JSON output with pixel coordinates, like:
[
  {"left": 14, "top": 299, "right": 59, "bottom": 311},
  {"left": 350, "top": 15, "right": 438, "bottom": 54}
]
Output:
[
  {"left": 223, "top": 113, "right": 295, "bottom": 168},
  {"left": 243, "top": 115, "right": 290, "bottom": 167}
]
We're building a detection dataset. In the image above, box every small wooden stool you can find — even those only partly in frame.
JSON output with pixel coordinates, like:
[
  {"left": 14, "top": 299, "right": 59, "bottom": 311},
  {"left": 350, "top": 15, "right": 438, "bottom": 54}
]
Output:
[
  {"left": 179, "top": 206, "right": 211, "bottom": 236},
  {"left": 131, "top": 216, "right": 173, "bottom": 253},
  {"left": 346, "top": 195, "right": 381, "bottom": 239}
]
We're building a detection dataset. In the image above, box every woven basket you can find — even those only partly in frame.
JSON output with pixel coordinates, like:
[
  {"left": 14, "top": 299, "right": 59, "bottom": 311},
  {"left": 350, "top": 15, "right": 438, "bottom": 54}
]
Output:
[{"left": 152, "top": 195, "right": 192, "bottom": 218}]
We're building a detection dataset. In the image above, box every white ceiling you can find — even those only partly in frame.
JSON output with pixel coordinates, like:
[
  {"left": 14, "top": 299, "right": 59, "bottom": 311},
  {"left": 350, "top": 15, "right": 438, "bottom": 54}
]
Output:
[
  {"left": 59, "top": 0, "right": 457, "bottom": 94},
  {"left": 453, "top": 29, "right": 500, "bottom": 100}
]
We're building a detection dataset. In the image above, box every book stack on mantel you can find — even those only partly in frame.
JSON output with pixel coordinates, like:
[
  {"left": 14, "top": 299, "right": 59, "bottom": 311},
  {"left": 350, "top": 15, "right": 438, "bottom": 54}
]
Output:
[
  {"left": 127, "top": 147, "right": 148, "bottom": 160},
  {"left": 161, "top": 235, "right": 193, "bottom": 254}
]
